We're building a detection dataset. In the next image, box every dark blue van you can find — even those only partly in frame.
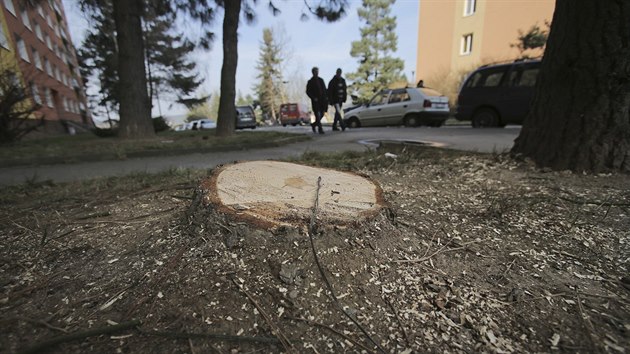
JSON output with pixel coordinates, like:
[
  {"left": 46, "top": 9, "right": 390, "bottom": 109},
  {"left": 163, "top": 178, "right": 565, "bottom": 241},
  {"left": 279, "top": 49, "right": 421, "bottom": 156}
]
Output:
[{"left": 455, "top": 60, "right": 541, "bottom": 127}]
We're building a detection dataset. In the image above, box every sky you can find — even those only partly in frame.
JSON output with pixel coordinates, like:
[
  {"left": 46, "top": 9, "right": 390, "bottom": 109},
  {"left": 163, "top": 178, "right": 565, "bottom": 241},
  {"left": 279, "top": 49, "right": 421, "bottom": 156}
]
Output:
[{"left": 62, "top": 0, "right": 420, "bottom": 118}]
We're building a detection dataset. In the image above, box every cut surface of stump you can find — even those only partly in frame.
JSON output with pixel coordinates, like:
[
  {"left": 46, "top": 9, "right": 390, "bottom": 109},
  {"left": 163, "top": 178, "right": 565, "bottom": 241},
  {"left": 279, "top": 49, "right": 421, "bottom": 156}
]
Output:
[{"left": 202, "top": 161, "right": 385, "bottom": 228}]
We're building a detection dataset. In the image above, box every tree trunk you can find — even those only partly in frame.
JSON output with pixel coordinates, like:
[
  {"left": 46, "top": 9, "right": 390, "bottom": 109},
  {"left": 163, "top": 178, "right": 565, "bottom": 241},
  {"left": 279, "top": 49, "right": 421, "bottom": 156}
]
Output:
[
  {"left": 113, "top": 0, "right": 154, "bottom": 139},
  {"left": 512, "top": 0, "right": 630, "bottom": 173},
  {"left": 216, "top": 0, "right": 241, "bottom": 137}
]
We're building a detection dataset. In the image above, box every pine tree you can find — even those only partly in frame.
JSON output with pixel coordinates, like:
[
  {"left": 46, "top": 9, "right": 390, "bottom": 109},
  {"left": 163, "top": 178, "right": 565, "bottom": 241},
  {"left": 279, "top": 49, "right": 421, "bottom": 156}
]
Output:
[
  {"left": 253, "top": 28, "right": 285, "bottom": 124},
  {"left": 79, "top": 0, "right": 203, "bottom": 125},
  {"left": 347, "top": 0, "right": 405, "bottom": 104},
  {"left": 81, "top": 0, "right": 347, "bottom": 138}
]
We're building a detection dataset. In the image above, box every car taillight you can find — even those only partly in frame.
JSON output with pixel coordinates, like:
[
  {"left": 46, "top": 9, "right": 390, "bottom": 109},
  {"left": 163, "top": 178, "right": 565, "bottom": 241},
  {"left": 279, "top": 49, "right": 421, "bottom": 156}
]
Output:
[{"left": 423, "top": 99, "right": 432, "bottom": 108}]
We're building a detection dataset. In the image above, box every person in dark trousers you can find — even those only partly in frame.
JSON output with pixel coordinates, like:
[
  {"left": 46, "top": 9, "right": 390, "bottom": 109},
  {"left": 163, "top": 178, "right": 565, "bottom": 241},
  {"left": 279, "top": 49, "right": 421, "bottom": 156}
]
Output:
[
  {"left": 306, "top": 67, "right": 328, "bottom": 134},
  {"left": 327, "top": 68, "right": 347, "bottom": 131}
]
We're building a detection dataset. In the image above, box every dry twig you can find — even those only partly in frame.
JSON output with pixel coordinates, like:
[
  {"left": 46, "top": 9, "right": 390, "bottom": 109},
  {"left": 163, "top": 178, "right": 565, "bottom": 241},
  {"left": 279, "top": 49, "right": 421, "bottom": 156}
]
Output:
[
  {"left": 18, "top": 320, "right": 141, "bottom": 354},
  {"left": 231, "top": 278, "right": 293, "bottom": 353},
  {"left": 286, "top": 316, "right": 375, "bottom": 354},
  {"left": 308, "top": 176, "right": 386, "bottom": 354}
]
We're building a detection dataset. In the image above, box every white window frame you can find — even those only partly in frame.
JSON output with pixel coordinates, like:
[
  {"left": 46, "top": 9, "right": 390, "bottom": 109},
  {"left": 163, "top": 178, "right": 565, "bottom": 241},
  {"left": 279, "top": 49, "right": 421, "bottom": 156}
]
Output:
[
  {"left": 463, "top": 0, "right": 476, "bottom": 17},
  {"left": 0, "top": 24, "right": 9, "bottom": 49},
  {"left": 44, "top": 87, "right": 53, "bottom": 107},
  {"left": 44, "top": 57, "right": 52, "bottom": 76},
  {"left": 54, "top": 65, "right": 60, "bottom": 81},
  {"left": 32, "top": 47, "right": 42, "bottom": 70},
  {"left": 3, "top": 0, "right": 16, "bottom": 16},
  {"left": 30, "top": 82, "right": 42, "bottom": 104},
  {"left": 45, "top": 33, "right": 52, "bottom": 49},
  {"left": 460, "top": 33, "right": 473, "bottom": 55},
  {"left": 20, "top": 8, "right": 32, "bottom": 30},
  {"left": 34, "top": 23, "right": 43, "bottom": 41},
  {"left": 15, "top": 34, "right": 30, "bottom": 62}
]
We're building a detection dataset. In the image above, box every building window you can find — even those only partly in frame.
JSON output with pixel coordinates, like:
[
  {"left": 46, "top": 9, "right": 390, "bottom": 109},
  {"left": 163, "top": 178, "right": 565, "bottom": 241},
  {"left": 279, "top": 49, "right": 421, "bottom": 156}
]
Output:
[
  {"left": 460, "top": 33, "right": 473, "bottom": 55},
  {"left": 464, "top": 0, "right": 476, "bottom": 16},
  {"left": 15, "top": 35, "right": 30, "bottom": 62},
  {"left": 54, "top": 66, "right": 60, "bottom": 81},
  {"left": 37, "top": 4, "right": 44, "bottom": 17},
  {"left": 3, "top": 0, "right": 16, "bottom": 16},
  {"left": 46, "top": 13, "right": 53, "bottom": 28},
  {"left": 44, "top": 57, "right": 52, "bottom": 76},
  {"left": 32, "top": 47, "right": 42, "bottom": 70},
  {"left": 0, "top": 25, "right": 9, "bottom": 49},
  {"left": 20, "top": 8, "right": 32, "bottom": 30},
  {"left": 45, "top": 33, "right": 52, "bottom": 50},
  {"left": 44, "top": 87, "right": 53, "bottom": 107},
  {"left": 34, "top": 23, "right": 43, "bottom": 41},
  {"left": 29, "top": 82, "right": 42, "bottom": 104}
]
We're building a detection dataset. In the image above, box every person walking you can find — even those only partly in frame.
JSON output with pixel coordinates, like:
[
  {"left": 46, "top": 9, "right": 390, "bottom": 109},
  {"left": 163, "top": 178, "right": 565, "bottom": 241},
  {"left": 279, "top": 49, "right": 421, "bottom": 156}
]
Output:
[
  {"left": 327, "top": 68, "right": 347, "bottom": 131},
  {"left": 306, "top": 67, "right": 327, "bottom": 134}
]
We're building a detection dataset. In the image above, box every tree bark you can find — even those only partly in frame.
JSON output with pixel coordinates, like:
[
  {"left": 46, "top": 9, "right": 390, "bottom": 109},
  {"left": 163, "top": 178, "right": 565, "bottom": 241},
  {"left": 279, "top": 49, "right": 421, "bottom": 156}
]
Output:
[
  {"left": 113, "top": 0, "right": 154, "bottom": 139},
  {"left": 216, "top": 0, "right": 241, "bottom": 137},
  {"left": 512, "top": 0, "right": 630, "bottom": 173}
]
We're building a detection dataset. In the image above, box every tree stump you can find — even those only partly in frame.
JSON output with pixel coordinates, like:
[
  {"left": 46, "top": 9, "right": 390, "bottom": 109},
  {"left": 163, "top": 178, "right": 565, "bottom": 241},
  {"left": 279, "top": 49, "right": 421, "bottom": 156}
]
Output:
[{"left": 200, "top": 161, "right": 386, "bottom": 229}]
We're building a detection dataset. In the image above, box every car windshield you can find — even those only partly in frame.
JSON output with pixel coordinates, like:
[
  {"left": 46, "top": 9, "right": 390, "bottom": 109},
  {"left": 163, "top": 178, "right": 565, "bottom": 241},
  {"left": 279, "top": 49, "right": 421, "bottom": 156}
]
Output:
[
  {"left": 281, "top": 104, "right": 297, "bottom": 112},
  {"left": 370, "top": 91, "right": 390, "bottom": 106}
]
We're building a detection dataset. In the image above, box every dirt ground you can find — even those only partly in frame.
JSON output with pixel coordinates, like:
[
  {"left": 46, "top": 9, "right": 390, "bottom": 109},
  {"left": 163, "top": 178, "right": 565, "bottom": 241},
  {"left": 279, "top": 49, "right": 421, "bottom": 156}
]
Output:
[{"left": 1, "top": 145, "right": 628, "bottom": 354}]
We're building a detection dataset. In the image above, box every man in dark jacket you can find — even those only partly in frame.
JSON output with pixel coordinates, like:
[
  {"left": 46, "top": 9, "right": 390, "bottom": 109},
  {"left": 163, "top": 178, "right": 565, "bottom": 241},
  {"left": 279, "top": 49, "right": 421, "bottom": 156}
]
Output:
[
  {"left": 327, "top": 68, "right": 347, "bottom": 131},
  {"left": 306, "top": 67, "right": 327, "bottom": 134}
]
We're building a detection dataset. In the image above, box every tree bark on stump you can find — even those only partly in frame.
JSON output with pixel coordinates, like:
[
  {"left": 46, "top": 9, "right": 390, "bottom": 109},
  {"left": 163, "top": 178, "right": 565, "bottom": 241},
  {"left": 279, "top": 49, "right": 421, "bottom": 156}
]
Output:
[
  {"left": 216, "top": 0, "right": 241, "bottom": 137},
  {"left": 512, "top": 0, "right": 630, "bottom": 173},
  {"left": 113, "top": 0, "right": 154, "bottom": 139}
]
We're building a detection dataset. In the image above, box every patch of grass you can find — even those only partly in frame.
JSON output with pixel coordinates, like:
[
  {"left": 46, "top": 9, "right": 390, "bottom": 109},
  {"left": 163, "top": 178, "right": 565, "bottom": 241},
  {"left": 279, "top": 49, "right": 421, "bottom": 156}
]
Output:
[{"left": 0, "top": 130, "right": 309, "bottom": 167}]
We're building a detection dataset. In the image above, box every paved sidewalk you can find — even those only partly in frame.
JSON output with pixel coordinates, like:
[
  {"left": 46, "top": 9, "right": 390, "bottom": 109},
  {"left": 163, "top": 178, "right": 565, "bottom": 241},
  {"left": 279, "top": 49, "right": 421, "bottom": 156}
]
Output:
[
  {"left": 0, "top": 134, "right": 368, "bottom": 186},
  {"left": 0, "top": 126, "right": 519, "bottom": 186}
]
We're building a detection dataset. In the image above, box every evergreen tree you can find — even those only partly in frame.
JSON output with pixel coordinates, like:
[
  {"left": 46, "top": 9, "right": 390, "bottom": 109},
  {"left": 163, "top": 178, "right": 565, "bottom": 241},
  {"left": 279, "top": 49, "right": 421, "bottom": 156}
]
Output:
[
  {"left": 511, "top": 23, "right": 549, "bottom": 59},
  {"left": 347, "top": 0, "right": 405, "bottom": 104},
  {"left": 253, "top": 28, "right": 285, "bottom": 123},
  {"left": 79, "top": 0, "right": 203, "bottom": 125},
  {"left": 81, "top": 0, "right": 347, "bottom": 138}
]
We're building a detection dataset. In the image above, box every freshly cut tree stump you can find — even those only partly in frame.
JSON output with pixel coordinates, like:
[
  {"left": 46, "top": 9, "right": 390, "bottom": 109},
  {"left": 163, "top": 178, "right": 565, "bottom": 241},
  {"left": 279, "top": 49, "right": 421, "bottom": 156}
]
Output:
[{"left": 201, "top": 161, "right": 385, "bottom": 228}]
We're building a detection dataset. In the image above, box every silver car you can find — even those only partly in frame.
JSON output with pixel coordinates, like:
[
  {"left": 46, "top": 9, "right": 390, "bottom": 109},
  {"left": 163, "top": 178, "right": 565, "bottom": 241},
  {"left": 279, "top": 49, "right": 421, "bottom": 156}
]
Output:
[{"left": 344, "top": 87, "right": 449, "bottom": 128}]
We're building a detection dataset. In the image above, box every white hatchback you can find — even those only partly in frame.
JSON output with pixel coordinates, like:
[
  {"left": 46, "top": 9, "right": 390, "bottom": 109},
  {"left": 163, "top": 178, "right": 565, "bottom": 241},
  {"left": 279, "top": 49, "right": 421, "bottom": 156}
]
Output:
[{"left": 344, "top": 87, "right": 449, "bottom": 128}]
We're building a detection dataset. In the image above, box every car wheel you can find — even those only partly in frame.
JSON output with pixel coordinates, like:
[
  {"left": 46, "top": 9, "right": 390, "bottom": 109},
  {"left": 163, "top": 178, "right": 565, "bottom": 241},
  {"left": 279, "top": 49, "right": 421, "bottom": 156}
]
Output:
[
  {"left": 404, "top": 114, "right": 420, "bottom": 127},
  {"left": 431, "top": 120, "right": 444, "bottom": 127},
  {"left": 282, "top": 124, "right": 287, "bottom": 127},
  {"left": 347, "top": 117, "right": 361, "bottom": 128},
  {"left": 472, "top": 108, "right": 500, "bottom": 128},
  {"left": 291, "top": 123, "right": 297, "bottom": 126}
]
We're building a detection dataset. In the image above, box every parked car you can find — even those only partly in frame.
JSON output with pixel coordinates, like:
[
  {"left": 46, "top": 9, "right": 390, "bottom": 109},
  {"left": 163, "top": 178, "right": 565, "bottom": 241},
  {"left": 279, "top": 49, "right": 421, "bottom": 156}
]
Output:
[
  {"left": 455, "top": 59, "right": 541, "bottom": 127},
  {"left": 343, "top": 87, "right": 449, "bottom": 128},
  {"left": 279, "top": 103, "right": 309, "bottom": 126},
  {"left": 198, "top": 119, "right": 216, "bottom": 130},
  {"left": 236, "top": 105, "right": 257, "bottom": 129}
]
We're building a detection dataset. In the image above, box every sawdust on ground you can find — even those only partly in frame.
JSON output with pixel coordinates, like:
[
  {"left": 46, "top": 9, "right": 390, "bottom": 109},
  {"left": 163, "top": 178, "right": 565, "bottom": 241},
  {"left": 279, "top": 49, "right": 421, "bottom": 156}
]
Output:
[{"left": 1, "top": 145, "right": 628, "bottom": 353}]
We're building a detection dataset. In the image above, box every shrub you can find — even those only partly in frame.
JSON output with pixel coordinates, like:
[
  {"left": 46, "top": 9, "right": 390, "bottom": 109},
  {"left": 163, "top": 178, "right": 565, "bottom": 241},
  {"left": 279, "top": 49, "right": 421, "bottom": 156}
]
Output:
[
  {"left": 152, "top": 116, "right": 170, "bottom": 132},
  {"left": 0, "top": 70, "right": 43, "bottom": 144},
  {"left": 92, "top": 127, "right": 118, "bottom": 137}
]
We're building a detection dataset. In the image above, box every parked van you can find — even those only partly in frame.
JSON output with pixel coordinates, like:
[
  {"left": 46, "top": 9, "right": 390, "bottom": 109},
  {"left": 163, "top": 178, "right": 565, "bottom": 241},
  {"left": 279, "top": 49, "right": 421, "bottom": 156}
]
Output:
[
  {"left": 279, "top": 103, "right": 309, "bottom": 126},
  {"left": 236, "top": 105, "right": 257, "bottom": 129},
  {"left": 455, "top": 60, "right": 541, "bottom": 127}
]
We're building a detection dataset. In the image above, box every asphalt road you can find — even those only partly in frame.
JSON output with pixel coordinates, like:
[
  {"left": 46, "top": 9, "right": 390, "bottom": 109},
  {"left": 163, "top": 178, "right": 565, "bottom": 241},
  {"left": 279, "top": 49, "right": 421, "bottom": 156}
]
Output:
[{"left": 0, "top": 125, "right": 520, "bottom": 186}]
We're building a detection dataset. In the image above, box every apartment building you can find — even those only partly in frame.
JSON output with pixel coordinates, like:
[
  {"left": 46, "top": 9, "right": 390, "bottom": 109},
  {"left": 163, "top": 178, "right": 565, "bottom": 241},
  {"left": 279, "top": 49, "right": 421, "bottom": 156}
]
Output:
[
  {"left": 416, "top": 0, "right": 555, "bottom": 83},
  {"left": 1, "top": 0, "right": 89, "bottom": 133}
]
